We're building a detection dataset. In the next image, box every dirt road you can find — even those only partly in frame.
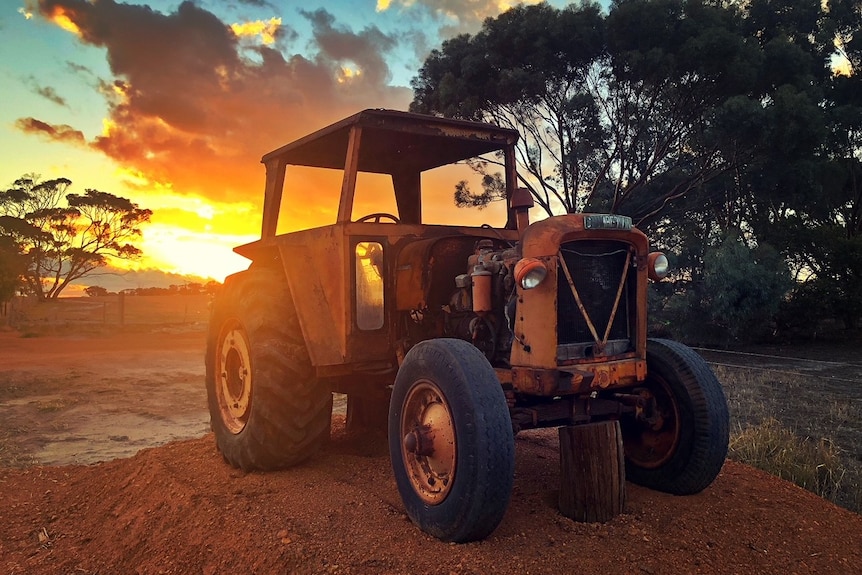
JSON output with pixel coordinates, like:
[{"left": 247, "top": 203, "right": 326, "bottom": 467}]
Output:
[{"left": 0, "top": 328, "right": 209, "bottom": 466}]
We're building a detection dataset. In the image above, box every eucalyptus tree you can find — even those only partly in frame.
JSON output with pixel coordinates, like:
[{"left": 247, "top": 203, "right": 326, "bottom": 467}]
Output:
[
  {"left": 411, "top": 0, "right": 766, "bottom": 223},
  {"left": 0, "top": 176, "right": 152, "bottom": 299},
  {"left": 412, "top": 0, "right": 862, "bottom": 337}
]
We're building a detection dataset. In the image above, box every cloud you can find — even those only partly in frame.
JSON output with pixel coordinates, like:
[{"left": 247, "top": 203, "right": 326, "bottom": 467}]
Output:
[
  {"left": 15, "top": 117, "right": 85, "bottom": 145},
  {"left": 25, "top": 79, "right": 67, "bottom": 107},
  {"left": 235, "top": 0, "right": 272, "bottom": 7},
  {"left": 377, "top": 0, "right": 543, "bottom": 36},
  {"left": 231, "top": 17, "right": 283, "bottom": 45},
  {"left": 28, "top": 0, "right": 411, "bottom": 210},
  {"left": 301, "top": 8, "right": 397, "bottom": 86}
]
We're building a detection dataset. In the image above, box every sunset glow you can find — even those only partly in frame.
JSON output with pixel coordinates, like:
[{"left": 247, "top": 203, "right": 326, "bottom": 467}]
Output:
[
  {"left": 0, "top": 0, "right": 557, "bottom": 290},
  {"left": 338, "top": 65, "right": 362, "bottom": 83},
  {"left": 46, "top": 7, "right": 81, "bottom": 36},
  {"left": 230, "top": 18, "right": 282, "bottom": 46}
]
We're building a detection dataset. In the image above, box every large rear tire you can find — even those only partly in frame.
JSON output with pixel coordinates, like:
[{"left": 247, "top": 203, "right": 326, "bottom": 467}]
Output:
[
  {"left": 389, "top": 339, "right": 514, "bottom": 543},
  {"left": 621, "top": 338, "right": 729, "bottom": 494},
  {"left": 205, "top": 269, "right": 332, "bottom": 471}
]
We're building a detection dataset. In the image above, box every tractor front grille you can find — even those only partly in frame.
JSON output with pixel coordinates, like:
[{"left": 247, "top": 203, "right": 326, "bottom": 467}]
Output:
[{"left": 557, "top": 240, "right": 633, "bottom": 350}]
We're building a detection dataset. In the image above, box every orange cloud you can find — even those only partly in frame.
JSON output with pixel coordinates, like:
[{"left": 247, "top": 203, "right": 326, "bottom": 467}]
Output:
[
  {"left": 44, "top": 4, "right": 82, "bottom": 36},
  {"left": 32, "top": 0, "right": 410, "bottom": 213},
  {"left": 231, "top": 17, "right": 282, "bottom": 45}
]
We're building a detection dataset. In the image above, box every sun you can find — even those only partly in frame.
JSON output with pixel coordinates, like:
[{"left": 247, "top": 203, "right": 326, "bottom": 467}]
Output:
[{"left": 132, "top": 224, "right": 255, "bottom": 281}]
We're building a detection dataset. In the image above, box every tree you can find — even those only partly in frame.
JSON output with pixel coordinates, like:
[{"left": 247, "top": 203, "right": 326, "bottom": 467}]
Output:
[
  {"left": 410, "top": 0, "right": 765, "bottom": 222},
  {"left": 701, "top": 233, "right": 791, "bottom": 342},
  {"left": 0, "top": 234, "right": 25, "bottom": 302},
  {"left": 413, "top": 0, "right": 862, "bottom": 339},
  {"left": 84, "top": 285, "right": 109, "bottom": 297},
  {"left": 0, "top": 176, "right": 152, "bottom": 299}
]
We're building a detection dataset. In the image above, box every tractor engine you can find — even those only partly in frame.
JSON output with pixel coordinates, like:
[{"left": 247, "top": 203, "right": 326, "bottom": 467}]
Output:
[{"left": 443, "top": 239, "right": 518, "bottom": 364}]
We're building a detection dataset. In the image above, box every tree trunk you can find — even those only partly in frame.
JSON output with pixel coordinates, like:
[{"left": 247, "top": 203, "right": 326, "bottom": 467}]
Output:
[{"left": 558, "top": 421, "right": 626, "bottom": 523}]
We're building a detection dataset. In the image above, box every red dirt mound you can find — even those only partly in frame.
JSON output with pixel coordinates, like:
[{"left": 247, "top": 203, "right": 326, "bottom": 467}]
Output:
[{"left": 2, "top": 420, "right": 861, "bottom": 575}]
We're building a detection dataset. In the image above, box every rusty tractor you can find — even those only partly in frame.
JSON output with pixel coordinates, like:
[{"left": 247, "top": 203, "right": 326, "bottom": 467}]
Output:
[{"left": 205, "top": 109, "right": 729, "bottom": 542}]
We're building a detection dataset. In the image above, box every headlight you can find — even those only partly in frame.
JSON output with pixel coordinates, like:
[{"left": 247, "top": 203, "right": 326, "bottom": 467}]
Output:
[
  {"left": 648, "top": 252, "right": 669, "bottom": 281},
  {"left": 514, "top": 258, "right": 548, "bottom": 290}
]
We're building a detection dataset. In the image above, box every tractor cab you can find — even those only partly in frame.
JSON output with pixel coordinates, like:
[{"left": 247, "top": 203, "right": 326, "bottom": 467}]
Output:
[{"left": 233, "top": 109, "right": 522, "bottom": 375}]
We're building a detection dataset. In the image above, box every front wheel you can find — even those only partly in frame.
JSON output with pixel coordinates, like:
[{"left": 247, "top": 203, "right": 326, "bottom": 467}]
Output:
[
  {"left": 389, "top": 339, "right": 514, "bottom": 543},
  {"left": 620, "top": 338, "right": 729, "bottom": 494}
]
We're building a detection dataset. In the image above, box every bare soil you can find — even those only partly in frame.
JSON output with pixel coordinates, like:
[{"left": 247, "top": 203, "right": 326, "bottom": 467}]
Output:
[{"left": 1, "top": 327, "right": 861, "bottom": 575}]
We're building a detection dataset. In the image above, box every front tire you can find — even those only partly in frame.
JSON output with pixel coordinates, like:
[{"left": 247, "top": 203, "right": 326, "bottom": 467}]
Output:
[
  {"left": 389, "top": 339, "right": 514, "bottom": 543},
  {"left": 621, "top": 338, "right": 729, "bottom": 494},
  {"left": 205, "top": 269, "right": 332, "bottom": 471}
]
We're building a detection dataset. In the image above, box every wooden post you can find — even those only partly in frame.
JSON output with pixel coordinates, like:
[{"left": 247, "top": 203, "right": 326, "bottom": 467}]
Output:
[{"left": 558, "top": 421, "right": 626, "bottom": 523}]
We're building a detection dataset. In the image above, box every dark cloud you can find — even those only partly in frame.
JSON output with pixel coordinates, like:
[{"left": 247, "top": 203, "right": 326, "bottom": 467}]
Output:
[
  {"left": 301, "top": 8, "right": 396, "bottom": 86},
  {"left": 26, "top": 78, "right": 67, "bottom": 106},
  {"left": 15, "top": 117, "right": 85, "bottom": 144},
  {"left": 66, "top": 61, "right": 92, "bottom": 75},
  {"left": 235, "top": 0, "right": 272, "bottom": 7},
  {"left": 32, "top": 0, "right": 411, "bottom": 204}
]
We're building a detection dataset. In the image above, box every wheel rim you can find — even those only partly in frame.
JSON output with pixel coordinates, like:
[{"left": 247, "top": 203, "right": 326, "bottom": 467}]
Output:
[
  {"left": 400, "top": 380, "right": 457, "bottom": 505},
  {"left": 622, "top": 377, "right": 681, "bottom": 469},
  {"left": 216, "top": 319, "right": 252, "bottom": 434}
]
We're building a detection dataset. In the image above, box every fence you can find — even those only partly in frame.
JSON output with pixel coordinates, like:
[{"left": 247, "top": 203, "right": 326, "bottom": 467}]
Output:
[{"left": 0, "top": 294, "right": 212, "bottom": 328}]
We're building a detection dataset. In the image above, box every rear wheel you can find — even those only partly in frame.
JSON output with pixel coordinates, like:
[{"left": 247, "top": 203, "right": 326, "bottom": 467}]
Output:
[
  {"left": 621, "top": 338, "right": 729, "bottom": 494},
  {"left": 205, "top": 269, "right": 332, "bottom": 471},
  {"left": 389, "top": 339, "right": 514, "bottom": 542}
]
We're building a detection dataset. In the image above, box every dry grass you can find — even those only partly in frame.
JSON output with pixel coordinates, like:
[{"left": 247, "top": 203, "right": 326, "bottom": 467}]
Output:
[
  {"left": 729, "top": 418, "right": 846, "bottom": 501},
  {"left": 0, "top": 428, "right": 36, "bottom": 468},
  {"left": 714, "top": 364, "right": 862, "bottom": 514}
]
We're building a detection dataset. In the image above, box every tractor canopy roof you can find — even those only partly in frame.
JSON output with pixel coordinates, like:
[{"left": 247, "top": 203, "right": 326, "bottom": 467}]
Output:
[{"left": 261, "top": 109, "right": 519, "bottom": 174}]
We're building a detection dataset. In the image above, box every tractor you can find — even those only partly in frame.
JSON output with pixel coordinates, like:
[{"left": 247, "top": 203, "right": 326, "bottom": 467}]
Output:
[{"left": 205, "top": 109, "right": 729, "bottom": 542}]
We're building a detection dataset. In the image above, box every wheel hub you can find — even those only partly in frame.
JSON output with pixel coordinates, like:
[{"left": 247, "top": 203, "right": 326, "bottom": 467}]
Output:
[
  {"left": 623, "top": 381, "right": 680, "bottom": 469},
  {"left": 216, "top": 321, "right": 252, "bottom": 434},
  {"left": 400, "top": 382, "right": 456, "bottom": 505}
]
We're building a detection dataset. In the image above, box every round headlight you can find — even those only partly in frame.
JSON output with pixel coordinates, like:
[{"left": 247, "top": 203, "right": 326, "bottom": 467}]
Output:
[
  {"left": 648, "top": 252, "right": 669, "bottom": 281},
  {"left": 514, "top": 258, "right": 548, "bottom": 290}
]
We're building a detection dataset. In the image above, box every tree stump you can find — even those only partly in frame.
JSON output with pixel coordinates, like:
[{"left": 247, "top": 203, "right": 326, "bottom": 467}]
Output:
[{"left": 558, "top": 421, "right": 626, "bottom": 523}]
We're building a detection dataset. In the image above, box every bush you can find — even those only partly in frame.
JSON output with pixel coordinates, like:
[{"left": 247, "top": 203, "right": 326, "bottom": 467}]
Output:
[{"left": 700, "top": 234, "right": 791, "bottom": 343}]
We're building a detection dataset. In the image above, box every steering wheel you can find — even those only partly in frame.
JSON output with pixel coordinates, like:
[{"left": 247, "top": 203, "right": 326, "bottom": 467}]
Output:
[{"left": 355, "top": 212, "right": 400, "bottom": 224}]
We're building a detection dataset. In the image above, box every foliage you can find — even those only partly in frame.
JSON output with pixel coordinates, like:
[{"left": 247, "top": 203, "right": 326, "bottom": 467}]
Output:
[
  {"left": 84, "top": 285, "right": 109, "bottom": 297},
  {"left": 0, "top": 175, "right": 152, "bottom": 299},
  {"left": 411, "top": 0, "right": 767, "bottom": 221},
  {"left": 453, "top": 171, "right": 506, "bottom": 209},
  {"left": 0, "top": 233, "right": 26, "bottom": 302},
  {"left": 700, "top": 233, "right": 792, "bottom": 342},
  {"left": 413, "top": 0, "right": 862, "bottom": 339},
  {"left": 122, "top": 281, "right": 221, "bottom": 296}
]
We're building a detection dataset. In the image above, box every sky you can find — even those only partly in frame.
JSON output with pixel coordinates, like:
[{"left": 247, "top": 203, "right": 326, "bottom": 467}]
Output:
[{"left": 0, "top": 0, "right": 576, "bottom": 293}]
